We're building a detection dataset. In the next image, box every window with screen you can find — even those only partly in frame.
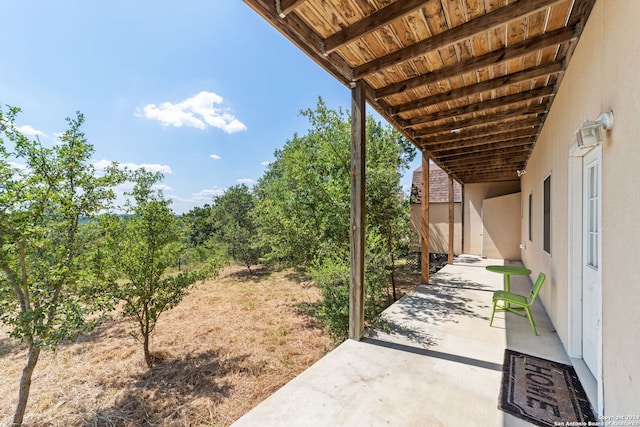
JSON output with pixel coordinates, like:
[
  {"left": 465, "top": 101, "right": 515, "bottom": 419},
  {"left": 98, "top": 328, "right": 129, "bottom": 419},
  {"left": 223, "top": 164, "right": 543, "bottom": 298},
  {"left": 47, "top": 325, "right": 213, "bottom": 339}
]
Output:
[
  {"left": 528, "top": 193, "right": 533, "bottom": 242},
  {"left": 543, "top": 175, "right": 551, "bottom": 254}
]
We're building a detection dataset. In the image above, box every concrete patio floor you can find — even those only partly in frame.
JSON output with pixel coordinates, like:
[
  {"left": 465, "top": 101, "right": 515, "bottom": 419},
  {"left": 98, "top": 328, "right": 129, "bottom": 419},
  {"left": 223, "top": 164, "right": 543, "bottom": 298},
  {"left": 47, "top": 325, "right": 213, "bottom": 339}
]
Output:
[{"left": 233, "top": 255, "right": 592, "bottom": 426}]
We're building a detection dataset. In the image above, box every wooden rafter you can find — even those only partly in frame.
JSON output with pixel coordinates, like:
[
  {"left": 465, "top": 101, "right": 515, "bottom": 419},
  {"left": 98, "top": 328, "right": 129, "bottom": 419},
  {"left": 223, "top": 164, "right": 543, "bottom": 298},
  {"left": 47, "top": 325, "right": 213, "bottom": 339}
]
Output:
[
  {"left": 374, "top": 26, "right": 576, "bottom": 100},
  {"left": 461, "top": 174, "right": 521, "bottom": 183},
  {"left": 443, "top": 146, "right": 532, "bottom": 162},
  {"left": 442, "top": 155, "right": 527, "bottom": 168},
  {"left": 322, "top": 0, "right": 426, "bottom": 55},
  {"left": 412, "top": 104, "right": 548, "bottom": 137},
  {"left": 245, "top": 0, "right": 597, "bottom": 185},
  {"left": 455, "top": 166, "right": 524, "bottom": 175},
  {"left": 454, "top": 166, "right": 525, "bottom": 176},
  {"left": 417, "top": 118, "right": 542, "bottom": 145},
  {"left": 353, "top": 0, "right": 567, "bottom": 79},
  {"left": 277, "top": 0, "right": 307, "bottom": 17},
  {"left": 396, "top": 62, "right": 563, "bottom": 117},
  {"left": 405, "top": 86, "right": 554, "bottom": 126},
  {"left": 435, "top": 138, "right": 535, "bottom": 159},
  {"left": 456, "top": 166, "right": 524, "bottom": 177},
  {"left": 244, "top": 0, "right": 353, "bottom": 83},
  {"left": 427, "top": 128, "right": 540, "bottom": 152}
]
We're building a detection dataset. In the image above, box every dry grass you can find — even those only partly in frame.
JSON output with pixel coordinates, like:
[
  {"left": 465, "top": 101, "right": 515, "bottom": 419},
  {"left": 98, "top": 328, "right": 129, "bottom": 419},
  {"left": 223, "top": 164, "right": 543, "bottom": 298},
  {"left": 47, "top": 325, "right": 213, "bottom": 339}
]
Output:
[{"left": 0, "top": 266, "right": 333, "bottom": 426}]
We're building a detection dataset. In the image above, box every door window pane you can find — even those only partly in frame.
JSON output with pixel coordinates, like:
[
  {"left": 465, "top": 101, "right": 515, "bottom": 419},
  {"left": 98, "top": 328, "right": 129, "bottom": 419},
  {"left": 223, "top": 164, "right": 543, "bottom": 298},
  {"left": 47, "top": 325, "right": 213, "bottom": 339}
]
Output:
[{"left": 586, "top": 163, "right": 599, "bottom": 268}]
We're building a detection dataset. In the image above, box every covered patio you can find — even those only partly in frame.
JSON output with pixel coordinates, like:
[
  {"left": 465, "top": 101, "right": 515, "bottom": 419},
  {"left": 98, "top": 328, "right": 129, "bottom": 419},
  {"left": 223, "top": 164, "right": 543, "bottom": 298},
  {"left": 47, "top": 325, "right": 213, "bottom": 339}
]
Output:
[
  {"left": 233, "top": 256, "right": 593, "bottom": 425},
  {"left": 243, "top": 0, "right": 597, "bottom": 340},
  {"left": 238, "top": 0, "right": 602, "bottom": 422}
]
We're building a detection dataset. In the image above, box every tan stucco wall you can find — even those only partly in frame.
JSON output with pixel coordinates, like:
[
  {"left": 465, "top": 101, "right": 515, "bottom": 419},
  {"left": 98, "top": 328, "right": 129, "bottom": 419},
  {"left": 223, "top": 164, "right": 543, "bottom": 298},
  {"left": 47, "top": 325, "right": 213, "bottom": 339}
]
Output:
[
  {"left": 410, "top": 203, "right": 462, "bottom": 254},
  {"left": 482, "top": 192, "right": 521, "bottom": 260},
  {"left": 520, "top": 0, "right": 640, "bottom": 414},
  {"left": 462, "top": 182, "right": 520, "bottom": 256}
]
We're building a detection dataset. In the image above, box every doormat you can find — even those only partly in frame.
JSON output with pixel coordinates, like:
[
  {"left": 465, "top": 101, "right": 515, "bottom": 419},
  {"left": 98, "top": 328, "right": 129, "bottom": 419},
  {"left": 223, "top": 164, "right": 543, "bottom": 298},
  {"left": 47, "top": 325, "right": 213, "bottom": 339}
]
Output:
[{"left": 499, "top": 349, "right": 596, "bottom": 426}]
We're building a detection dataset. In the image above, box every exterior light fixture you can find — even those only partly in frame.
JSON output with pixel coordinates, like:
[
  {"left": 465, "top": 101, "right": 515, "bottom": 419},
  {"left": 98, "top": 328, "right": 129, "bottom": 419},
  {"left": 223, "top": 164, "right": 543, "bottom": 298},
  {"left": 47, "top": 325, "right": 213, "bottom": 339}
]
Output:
[
  {"left": 576, "top": 111, "right": 614, "bottom": 149},
  {"left": 517, "top": 169, "right": 526, "bottom": 177}
]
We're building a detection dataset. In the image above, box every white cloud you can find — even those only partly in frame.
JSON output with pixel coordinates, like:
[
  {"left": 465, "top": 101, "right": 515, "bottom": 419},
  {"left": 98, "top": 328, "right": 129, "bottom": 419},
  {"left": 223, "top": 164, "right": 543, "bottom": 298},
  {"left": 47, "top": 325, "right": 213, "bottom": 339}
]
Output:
[
  {"left": 236, "top": 178, "right": 254, "bottom": 185},
  {"left": 8, "top": 161, "right": 28, "bottom": 171},
  {"left": 122, "top": 162, "right": 173, "bottom": 174},
  {"left": 192, "top": 188, "right": 226, "bottom": 200},
  {"left": 16, "top": 125, "right": 46, "bottom": 137},
  {"left": 92, "top": 159, "right": 172, "bottom": 175},
  {"left": 114, "top": 181, "right": 172, "bottom": 193},
  {"left": 114, "top": 181, "right": 135, "bottom": 192},
  {"left": 92, "top": 159, "right": 117, "bottom": 170},
  {"left": 261, "top": 160, "right": 272, "bottom": 167},
  {"left": 0, "top": 119, "right": 46, "bottom": 138},
  {"left": 171, "top": 187, "right": 225, "bottom": 204},
  {"left": 153, "top": 184, "right": 173, "bottom": 192},
  {"left": 139, "top": 91, "right": 247, "bottom": 133},
  {"left": 209, "top": 154, "right": 221, "bottom": 160}
]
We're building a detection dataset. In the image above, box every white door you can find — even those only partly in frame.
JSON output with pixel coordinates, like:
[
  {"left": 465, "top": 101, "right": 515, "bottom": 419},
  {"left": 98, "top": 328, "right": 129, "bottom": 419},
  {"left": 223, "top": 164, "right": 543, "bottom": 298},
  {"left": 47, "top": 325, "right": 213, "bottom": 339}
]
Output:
[{"left": 582, "top": 148, "right": 601, "bottom": 377}]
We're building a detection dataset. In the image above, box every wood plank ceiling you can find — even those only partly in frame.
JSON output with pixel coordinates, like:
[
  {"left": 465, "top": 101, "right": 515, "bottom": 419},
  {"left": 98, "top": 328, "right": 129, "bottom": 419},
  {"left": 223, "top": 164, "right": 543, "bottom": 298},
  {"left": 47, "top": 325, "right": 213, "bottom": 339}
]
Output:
[{"left": 243, "top": 0, "right": 596, "bottom": 183}]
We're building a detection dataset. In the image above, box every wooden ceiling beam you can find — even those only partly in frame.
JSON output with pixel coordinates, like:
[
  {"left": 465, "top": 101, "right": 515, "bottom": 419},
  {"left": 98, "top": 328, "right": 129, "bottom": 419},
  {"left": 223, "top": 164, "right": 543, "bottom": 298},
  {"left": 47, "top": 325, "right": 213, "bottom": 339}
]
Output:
[
  {"left": 448, "top": 170, "right": 523, "bottom": 182},
  {"left": 438, "top": 148, "right": 531, "bottom": 166},
  {"left": 405, "top": 86, "right": 554, "bottom": 126},
  {"left": 277, "top": 0, "right": 307, "bottom": 17},
  {"left": 416, "top": 117, "right": 542, "bottom": 145},
  {"left": 427, "top": 128, "right": 539, "bottom": 152},
  {"left": 396, "top": 61, "right": 562, "bottom": 117},
  {"left": 457, "top": 173, "right": 521, "bottom": 183},
  {"left": 322, "top": 0, "right": 426, "bottom": 55},
  {"left": 442, "top": 151, "right": 526, "bottom": 170},
  {"left": 453, "top": 171, "right": 523, "bottom": 181},
  {"left": 243, "top": 0, "right": 353, "bottom": 83},
  {"left": 441, "top": 167, "right": 528, "bottom": 183},
  {"left": 569, "top": 0, "right": 598, "bottom": 30},
  {"left": 412, "top": 104, "right": 547, "bottom": 137},
  {"left": 455, "top": 166, "right": 523, "bottom": 177},
  {"left": 454, "top": 167, "right": 522, "bottom": 176},
  {"left": 375, "top": 26, "right": 576, "bottom": 99},
  {"left": 448, "top": 159, "right": 525, "bottom": 173},
  {"left": 353, "top": 0, "right": 566, "bottom": 79},
  {"left": 435, "top": 138, "right": 535, "bottom": 158},
  {"left": 444, "top": 168, "right": 524, "bottom": 184},
  {"left": 243, "top": 0, "right": 596, "bottom": 184}
]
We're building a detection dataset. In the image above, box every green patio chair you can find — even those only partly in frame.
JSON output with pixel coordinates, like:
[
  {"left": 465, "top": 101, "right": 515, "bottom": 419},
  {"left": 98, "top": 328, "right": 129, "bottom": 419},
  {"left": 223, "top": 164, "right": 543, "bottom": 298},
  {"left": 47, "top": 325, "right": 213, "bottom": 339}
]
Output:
[{"left": 490, "top": 272, "right": 546, "bottom": 335}]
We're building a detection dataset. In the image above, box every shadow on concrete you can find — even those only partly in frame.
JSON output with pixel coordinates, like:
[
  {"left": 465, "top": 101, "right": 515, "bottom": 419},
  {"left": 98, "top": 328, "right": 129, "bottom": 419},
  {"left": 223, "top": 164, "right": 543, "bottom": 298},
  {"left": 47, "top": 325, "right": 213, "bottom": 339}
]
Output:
[
  {"left": 367, "top": 270, "right": 494, "bottom": 349},
  {"left": 362, "top": 337, "right": 503, "bottom": 372},
  {"left": 431, "top": 271, "right": 494, "bottom": 293},
  {"left": 453, "top": 254, "right": 484, "bottom": 264}
]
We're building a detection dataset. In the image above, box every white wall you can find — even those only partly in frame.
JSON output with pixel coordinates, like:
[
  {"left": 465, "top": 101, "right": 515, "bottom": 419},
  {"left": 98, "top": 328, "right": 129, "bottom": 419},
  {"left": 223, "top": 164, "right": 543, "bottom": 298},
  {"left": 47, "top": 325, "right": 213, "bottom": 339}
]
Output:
[
  {"left": 482, "top": 192, "right": 521, "bottom": 260},
  {"left": 520, "top": 0, "right": 640, "bottom": 414},
  {"left": 463, "top": 182, "right": 520, "bottom": 256},
  {"left": 410, "top": 203, "right": 462, "bottom": 254}
]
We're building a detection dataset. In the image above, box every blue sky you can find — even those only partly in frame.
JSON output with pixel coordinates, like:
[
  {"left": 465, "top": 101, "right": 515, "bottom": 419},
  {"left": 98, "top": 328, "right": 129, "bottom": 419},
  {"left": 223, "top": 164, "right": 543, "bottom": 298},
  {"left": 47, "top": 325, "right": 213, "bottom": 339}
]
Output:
[{"left": 1, "top": 1, "right": 420, "bottom": 214}]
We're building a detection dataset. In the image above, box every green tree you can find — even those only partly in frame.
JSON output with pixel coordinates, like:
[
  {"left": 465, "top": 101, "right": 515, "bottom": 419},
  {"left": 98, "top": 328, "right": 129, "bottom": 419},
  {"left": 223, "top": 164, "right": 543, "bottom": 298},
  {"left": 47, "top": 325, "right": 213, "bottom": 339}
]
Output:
[
  {"left": 253, "top": 98, "right": 415, "bottom": 340},
  {"left": 0, "top": 107, "right": 124, "bottom": 426},
  {"left": 181, "top": 203, "right": 216, "bottom": 248},
  {"left": 253, "top": 99, "right": 352, "bottom": 266},
  {"left": 210, "top": 184, "right": 261, "bottom": 273},
  {"left": 101, "top": 169, "right": 214, "bottom": 368},
  {"left": 178, "top": 204, "right": 229, "bottom": 272}
]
